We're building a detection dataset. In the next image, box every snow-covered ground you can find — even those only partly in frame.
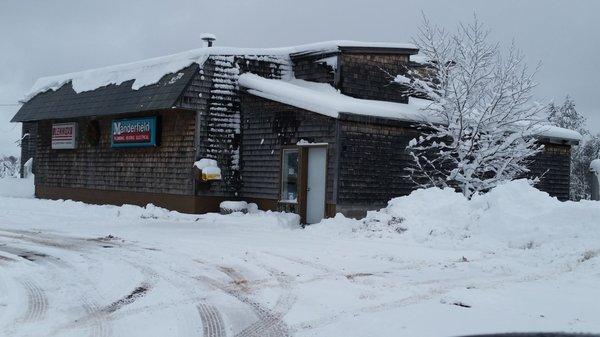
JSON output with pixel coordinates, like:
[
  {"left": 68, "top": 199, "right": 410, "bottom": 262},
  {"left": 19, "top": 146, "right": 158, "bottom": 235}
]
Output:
[{"left": 0, "top": 178, "right": 599, "bottom": 337}]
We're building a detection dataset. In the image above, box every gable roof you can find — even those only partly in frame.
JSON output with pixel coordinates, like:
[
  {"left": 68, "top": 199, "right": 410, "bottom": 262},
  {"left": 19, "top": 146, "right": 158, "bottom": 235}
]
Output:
[{"left": 12, "top": 64, "right": 199, "bottom": 122}]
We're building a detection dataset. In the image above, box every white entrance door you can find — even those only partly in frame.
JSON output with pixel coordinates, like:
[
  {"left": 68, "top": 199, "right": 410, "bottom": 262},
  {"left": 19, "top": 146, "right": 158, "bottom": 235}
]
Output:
[{"left": 306, "top": 147, "right": 327, "bottom": 224}]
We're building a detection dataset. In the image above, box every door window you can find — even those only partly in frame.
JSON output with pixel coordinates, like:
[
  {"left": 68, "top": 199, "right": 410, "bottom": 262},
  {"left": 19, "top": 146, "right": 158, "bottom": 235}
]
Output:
[{"left": 281, "top": 149, "right": 299, "bottom": 202}]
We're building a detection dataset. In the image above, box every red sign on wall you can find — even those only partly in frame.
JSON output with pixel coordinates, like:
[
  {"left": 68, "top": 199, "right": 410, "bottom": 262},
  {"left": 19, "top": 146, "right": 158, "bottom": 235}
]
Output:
[{"left": 51, "top": 123, "right": 77, "bottom": 149}]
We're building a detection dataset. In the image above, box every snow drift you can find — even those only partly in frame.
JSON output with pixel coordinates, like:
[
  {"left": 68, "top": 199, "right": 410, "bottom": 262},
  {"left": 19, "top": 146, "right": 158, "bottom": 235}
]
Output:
[
  {"left": 0, "top": 176, "right": 34, "bottom": 198},
  {"left": 311, "top": 179, "right": 600, "bottom": 262}
]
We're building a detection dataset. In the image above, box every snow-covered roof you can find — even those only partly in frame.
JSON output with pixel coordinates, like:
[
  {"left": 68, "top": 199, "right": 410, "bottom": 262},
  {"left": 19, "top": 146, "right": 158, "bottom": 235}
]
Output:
[
  {"left": 527, "top": 124, "right": 582, "bottom": 143},
  {"left": 23, "top": 40, "right": 417, "bottom": 102},
  {"left": 239, "top": 73, "right": 582, "bottom": 142},
  {"left": 410, "top": 53, "right": 430, "bottom": 65},
  {"left": 238, "top": 73, "right": 433, "bottom": 123}
]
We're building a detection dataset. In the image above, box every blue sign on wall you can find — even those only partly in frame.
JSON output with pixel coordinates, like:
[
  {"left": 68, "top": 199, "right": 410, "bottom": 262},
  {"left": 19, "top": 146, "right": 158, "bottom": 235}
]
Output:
[{"left": 111, "top": 116, "right": 157, "bottom": 148}]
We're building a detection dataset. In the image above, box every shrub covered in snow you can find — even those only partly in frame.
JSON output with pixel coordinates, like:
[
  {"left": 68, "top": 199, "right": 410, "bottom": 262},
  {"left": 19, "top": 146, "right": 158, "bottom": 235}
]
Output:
[
  {"left": 402, "top": 16, "right": 549, "bottom": 198},
  {"left": 0, "top": 155, "right": 19, "bottom": 178}
]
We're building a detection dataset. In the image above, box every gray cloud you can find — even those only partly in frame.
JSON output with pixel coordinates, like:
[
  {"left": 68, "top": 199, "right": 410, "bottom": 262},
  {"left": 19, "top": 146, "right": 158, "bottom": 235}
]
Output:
[{"left": 1, "top": 0, "right": 598, "bottom": 155}]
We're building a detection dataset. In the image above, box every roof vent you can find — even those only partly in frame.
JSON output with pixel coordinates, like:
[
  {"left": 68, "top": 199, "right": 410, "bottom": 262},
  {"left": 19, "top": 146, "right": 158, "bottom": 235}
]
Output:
[{"left": 200, "top": 33, "right": 217, "bottom": 47}]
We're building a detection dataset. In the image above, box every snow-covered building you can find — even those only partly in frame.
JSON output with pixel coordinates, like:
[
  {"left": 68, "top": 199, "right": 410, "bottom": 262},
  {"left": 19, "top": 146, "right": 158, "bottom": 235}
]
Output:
[
  {"left": 591, "top": 159, "right": 600, "bottom": 201},
  {"left": 12, "top": 40, "right": 581, "bottom": 223}
]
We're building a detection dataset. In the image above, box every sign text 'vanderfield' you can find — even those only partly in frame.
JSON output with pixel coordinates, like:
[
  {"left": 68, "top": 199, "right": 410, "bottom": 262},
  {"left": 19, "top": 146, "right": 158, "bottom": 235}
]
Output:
[
  {"left": 51, "top": 123, "right": 77, "bottom": 149},
  {"left": 111, "top": 117, "right": 157, "bottom": 147}
]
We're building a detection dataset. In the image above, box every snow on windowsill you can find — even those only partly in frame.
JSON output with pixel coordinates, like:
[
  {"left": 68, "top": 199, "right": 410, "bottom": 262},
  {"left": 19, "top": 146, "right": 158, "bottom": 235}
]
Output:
[{"left": 297, "top": 139, "right": 328, "bottom": 146}]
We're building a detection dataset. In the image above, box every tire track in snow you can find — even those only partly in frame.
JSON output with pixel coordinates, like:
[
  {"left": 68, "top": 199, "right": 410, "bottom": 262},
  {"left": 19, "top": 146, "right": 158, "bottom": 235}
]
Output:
[
  {"left": 198, "top": 264, "right": 294, "bottom": 337},
  {"left": 80, "top": 296, "right": 113, "bottom": 337},
  {"left": 0, "top": 230, "right": 78, "bottom": 250},
  {"left": 263, "top": 252, "right": 336, "bottom": 274},
  {"left": 197, "top": 302, "right": 227, "bottom": 337},
  {"left": 0, "top": 231, "right": 117, "bottom": 337},
  {"left": 0, "top": 244, "right": 51, "bottom": 264},
  {"left": 18, "top": 278, "right": 48, "bottom": 322},
  {"left": 2, "top": 230, "right": 207, "bottom": 336},
  {"left": 233, "top": 265, "right": 295, "bottom": 337},
  {"left": 95, "top": 244, "right": 205, "bottom": 337},
  {"left": 101, "top": 283, "right": 151, "bottom": 314}
]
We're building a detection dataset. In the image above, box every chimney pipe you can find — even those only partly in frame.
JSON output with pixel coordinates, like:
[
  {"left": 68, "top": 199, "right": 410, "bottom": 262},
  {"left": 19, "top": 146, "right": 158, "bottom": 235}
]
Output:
[{"left": 200, "top": 33, "right": 216, "bottom": 48}]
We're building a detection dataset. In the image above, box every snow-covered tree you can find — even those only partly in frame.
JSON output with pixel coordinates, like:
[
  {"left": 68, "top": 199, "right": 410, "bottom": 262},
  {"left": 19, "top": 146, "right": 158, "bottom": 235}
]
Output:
[
  {"left": 0, "top": 156, "right": 19, "bottom": 178},
  {"left": 573, "top": 136, "right": 600, "bottom": 200},
  {"left": 547, "top": 96, "right": 587, "bottom": 136},
  {"left": 400, "top": 16, "right": 545, "bottom": 198}
]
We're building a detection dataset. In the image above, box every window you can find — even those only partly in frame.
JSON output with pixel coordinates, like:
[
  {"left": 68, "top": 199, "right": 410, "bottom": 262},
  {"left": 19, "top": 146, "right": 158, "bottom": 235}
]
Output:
[{"left": 281, "top": 149, "right": 299, "bottom": 202}]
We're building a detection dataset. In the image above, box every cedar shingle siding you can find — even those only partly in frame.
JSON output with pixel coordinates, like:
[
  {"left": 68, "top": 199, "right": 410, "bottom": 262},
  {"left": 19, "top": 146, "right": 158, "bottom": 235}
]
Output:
[
  {"left": 34, "top": 110, "right": 196, "bottom": 195},
  {"left": 177, "top": 55, "right": 290, "bottom": 197},
  {"left": 291, "top": 54, "right": 336, "bottom": 84},
  {"left": 336, "top": 114, "right": 420, "bottom": 217},
  {"left": 239, "top": 95, "right": 337, "bottom": 204},
  {"left": 339, "top": 53, "right": 410, "bottom": 103},
  {"left": 528, "top": 143, "right": 572, "bottom": 201}
]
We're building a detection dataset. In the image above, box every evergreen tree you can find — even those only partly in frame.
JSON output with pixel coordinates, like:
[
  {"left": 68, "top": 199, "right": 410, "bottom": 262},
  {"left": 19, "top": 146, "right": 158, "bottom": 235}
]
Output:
[{"left": 548, "top": 96, "right": 587, "bottom": 136}]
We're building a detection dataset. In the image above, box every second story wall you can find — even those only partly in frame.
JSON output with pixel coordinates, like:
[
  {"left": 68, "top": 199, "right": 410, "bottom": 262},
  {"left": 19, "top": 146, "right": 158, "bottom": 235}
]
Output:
[
  {"left": 338, "top": 52, "right": 411, "bottom": 103},
  {"left": 291, "top": 53, "right": 336, "bottom": 85},
  {"left": 290, "top": 50, "right": 414, "bottom": 104}
]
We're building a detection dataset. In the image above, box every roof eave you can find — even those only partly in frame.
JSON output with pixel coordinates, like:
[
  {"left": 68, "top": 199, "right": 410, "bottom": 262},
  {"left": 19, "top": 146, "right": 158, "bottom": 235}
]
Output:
[
  {"left": 536, "top": 136, "right": 580, "bottom": 146},
  {"left": 338, "top": 46, "right": 419, "bottom": 55},
  {"left": 290, "top": 46, "right": 419, "bottom": 59}
]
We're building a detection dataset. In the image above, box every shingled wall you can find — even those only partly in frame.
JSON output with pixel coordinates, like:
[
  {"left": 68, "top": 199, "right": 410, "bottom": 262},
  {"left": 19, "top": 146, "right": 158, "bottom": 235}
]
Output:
[
  {"left": 34, "top": 110, "right": 196, "bottom": 196},
  {"left": 336, "top": 114, "right": 420, "bottom": 218},
  {"left": 339, "top": 53, "right": 410, "bottom": 103},
  {"left": 291, "top": 53, "right": 336, "bottom": 84},
  {"left": 527, "top": 143, "right": 572, "bottom": 201},
  {"left": 178, "top": 55, "right": 289, "bottom": 197},
  {"left": 239, "top": 95, "right": 337, "bottom": 207}
]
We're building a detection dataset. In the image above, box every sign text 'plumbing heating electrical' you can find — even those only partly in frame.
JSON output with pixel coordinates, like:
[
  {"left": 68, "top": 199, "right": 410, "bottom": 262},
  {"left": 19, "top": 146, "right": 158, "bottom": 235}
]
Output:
[{"left": 111, "top": 117, "right": 157, "bottom": 147}]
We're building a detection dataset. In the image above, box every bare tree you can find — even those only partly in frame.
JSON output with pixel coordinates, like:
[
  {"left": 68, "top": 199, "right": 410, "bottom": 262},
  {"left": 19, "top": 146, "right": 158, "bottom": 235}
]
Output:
[{"left": 400, "top": 15, "right": 545, "bottom": 198}]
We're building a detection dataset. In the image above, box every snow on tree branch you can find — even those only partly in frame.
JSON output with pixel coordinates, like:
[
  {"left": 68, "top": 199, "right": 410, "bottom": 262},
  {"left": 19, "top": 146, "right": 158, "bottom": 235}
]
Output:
[{"left": 402, "top": 15, "right": 545, "bottom": 198}]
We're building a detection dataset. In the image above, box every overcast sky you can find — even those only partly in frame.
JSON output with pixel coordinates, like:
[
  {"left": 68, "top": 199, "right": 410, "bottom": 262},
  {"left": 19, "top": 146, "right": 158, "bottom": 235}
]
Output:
[{"left": 1, "top": 0, "right": 599, "bottom": 156}]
